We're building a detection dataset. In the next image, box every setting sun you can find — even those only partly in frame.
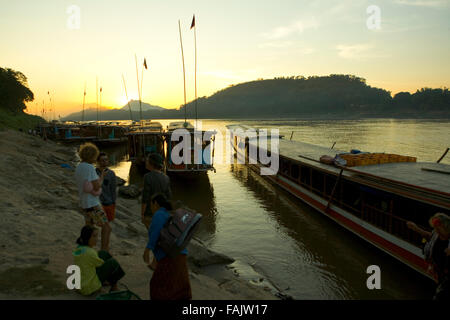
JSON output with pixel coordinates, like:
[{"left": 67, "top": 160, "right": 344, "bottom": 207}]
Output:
[{"left": 119, "top": 95, "right": 129, "bottom": 108}]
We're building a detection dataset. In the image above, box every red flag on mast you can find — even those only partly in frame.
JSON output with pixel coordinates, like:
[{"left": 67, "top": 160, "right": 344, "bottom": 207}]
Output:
[{"left": 190, "top": 14, "right": 195, "bottom": 29}]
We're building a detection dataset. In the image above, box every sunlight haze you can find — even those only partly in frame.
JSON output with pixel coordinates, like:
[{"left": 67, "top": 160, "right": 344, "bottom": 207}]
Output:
[{"left": 1, "top": 0, "right": 449, "bottom": 116}]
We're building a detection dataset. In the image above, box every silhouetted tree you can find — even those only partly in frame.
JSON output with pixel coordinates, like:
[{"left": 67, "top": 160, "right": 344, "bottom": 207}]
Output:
[{"left": 0, "top": 67, "right": 34, "bottom": 113}]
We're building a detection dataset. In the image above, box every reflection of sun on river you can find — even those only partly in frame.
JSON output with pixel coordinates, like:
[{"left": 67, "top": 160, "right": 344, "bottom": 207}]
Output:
[{"left": 105, "top": 119, "right": 448, "bottom": 299}]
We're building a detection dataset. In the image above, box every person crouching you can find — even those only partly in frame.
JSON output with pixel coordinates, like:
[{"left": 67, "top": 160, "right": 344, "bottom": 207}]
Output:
[{"left": 73, "top": 226, "right": 125, "bottom": 295}]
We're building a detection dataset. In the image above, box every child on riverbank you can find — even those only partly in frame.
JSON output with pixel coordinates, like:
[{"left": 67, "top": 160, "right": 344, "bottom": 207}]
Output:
[{"left": 96, "top": 152, "right": 117, "bottom": 223}]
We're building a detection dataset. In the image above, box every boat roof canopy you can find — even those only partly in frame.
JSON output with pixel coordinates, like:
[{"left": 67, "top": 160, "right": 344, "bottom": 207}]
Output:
[{"left": 228, "top": 124, "right": 450, "bottom": 205}]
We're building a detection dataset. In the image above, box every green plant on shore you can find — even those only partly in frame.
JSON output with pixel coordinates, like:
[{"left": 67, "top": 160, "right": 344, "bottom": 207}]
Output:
[{"left": 0, "top": 110, "right": 45, "bottom": 131}]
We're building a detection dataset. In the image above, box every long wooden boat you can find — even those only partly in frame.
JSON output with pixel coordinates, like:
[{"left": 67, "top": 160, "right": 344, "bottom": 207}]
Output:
[
  {"left": 37, "top": 121, "right": 130, "bottom": 145},
  {"left": 227, "top": 124, "right": 450, "bottom": 280},
  {"left": 125, "top": 121, "right": 165, "bottom": 168},
  {"left": 165, "top": 121, "right": 215, "bottom": 176},
  {"left": 37, "top": 122, "right": 92, "bottom": 142},
  {"left": 93, "top": 123, "right": 129, "bottom": 146}
]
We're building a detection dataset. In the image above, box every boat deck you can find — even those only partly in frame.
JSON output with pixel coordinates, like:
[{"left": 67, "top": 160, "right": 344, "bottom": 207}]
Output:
[
  {"left": 274, "top": 139, "right": 450, "bottom": 203},
  {"left": 242, "top": 133, "right": 450, "bottom": 205}
]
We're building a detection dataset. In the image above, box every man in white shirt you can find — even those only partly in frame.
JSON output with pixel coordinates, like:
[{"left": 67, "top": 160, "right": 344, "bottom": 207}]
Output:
[{"left": 75, "top": 143, "right": 112, "bottom": 251}]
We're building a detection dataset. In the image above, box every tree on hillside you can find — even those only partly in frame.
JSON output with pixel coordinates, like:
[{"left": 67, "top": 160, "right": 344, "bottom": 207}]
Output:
[
  {"left": 0, "top": 67, "right": 34, "bottom": 113},
  {"left": 412, "top": 88, "right": 450, "bottom": 112}
]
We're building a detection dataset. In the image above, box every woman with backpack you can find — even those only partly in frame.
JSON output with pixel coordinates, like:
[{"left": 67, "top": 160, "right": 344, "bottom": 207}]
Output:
[{"left": 143, "top": 193, "right": 192, "bottom": 300}]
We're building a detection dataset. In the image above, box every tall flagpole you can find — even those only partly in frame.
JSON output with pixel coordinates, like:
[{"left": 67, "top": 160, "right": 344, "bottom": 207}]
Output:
[
  {"left": 140, "top": 58, "right": 148, "bottom": 121},
  {"left": 96, "top": 76, "right": 99, "bottom": 123},
  {"left": 178, "top": 20, "right": 187, "bottom": 124},
  {"left": 47, "top": 91, "right": 52, "bottom": 121},
  {"left": 122, "top": 74, "right": 133, "bottom": 121},
  {"left": 191, "top": 14, "right": 198, "bottom": 127},
  {"left": 135, "top": 53, "right": 142, "bottom": 122},
  {"left": 99, "top": 86, "right": 102, "bottom": 121},
  {"left": 47, "top": 91, "right": 54, "bottom": 121},
  {"left": 99, "top": 85, "right": 102, "bottom": 136},
  {"left": 82, "top": 82, "right": 86, "bottom": 122}
]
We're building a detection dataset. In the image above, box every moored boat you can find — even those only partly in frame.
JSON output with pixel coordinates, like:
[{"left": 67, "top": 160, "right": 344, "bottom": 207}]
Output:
[
  {"left": 165, "top": 121, "right": 216, "bottom": 177},
  {"left": 227, "top": 124, "right": 450, "bottom": 280},
  {"left": 93, "top": 123, "right": 129, "bottom": 146},
  {"left": 126, "top": 121, "right": 165, "bottom": 168}
]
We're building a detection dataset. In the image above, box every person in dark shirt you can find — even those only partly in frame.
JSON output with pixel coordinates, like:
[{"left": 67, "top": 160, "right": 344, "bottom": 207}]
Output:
[
  {"left": 96, "top": 152, "right": 117, "bottom": 222},
  {"left": 141, "top": 153, "right": 172, "bottom": 229},
  {"left": 407, "top": 213, "right": 450, "bottom": 300}
]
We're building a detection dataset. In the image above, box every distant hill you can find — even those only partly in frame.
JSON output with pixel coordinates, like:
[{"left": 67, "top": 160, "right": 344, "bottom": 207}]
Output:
[
  {"left": 62, "top": 75, "right": 450, "bottom": 120},
  {"left": 181, "top": 75, "right": 449, "bottom": 118},
  {"left": 120, "top": 100, "right": 165, "bottom": 112},
  {"left": 62, "top": 101, "right": 169, "bottom": 121}
]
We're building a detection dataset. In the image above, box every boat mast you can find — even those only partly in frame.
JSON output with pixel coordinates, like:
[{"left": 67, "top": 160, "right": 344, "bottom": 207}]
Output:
[
  {"left": 178, "top": 20, "right": 187, "bottom": 124},
  {"left": 191, "top": 14, "right": 198, "bottom": 127},
  {"left": 140, "top": 57, "right": 147, "bottom": 121},
  {"left": 135, "top": 53, "right": 142, "bottom": 122},
  {"left": 122, "top": 74, "right": 133, "bottom": 121},
  {"left": 99, "top": 85, "right": 102, "bottom": 137},
  {"left": 99, "top": 86, "right": 102, "bottom": 119},
  {"left": 82, "top": 82, "right": 86, "bottom": 122},
  {"left": 42, "top": 100, "right": 45, "bottom": 121},
  {"left": 96, "top": 76, "right": 99, "bottom": 123},
  {"left": 47, "top": 91, "right": 54, "bottom": 121}
]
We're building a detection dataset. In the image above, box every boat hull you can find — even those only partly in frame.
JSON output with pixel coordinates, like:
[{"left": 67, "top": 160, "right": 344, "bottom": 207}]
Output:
[
  {"left": 247, "top": 161, "right": 431, "bottom": 280},
  {"left": 226, "top": 126, "right": 433, "bottom": 281}
]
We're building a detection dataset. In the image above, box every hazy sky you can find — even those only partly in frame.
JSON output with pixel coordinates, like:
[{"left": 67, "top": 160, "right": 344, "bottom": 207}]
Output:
[{"left": 1, "top": 0, "right": 449, "bottom": 116}]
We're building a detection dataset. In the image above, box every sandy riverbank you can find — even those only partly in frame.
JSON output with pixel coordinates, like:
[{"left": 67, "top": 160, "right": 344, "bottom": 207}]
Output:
[{"left": 0, "top": 129, "right": 278, "bottom": 300}]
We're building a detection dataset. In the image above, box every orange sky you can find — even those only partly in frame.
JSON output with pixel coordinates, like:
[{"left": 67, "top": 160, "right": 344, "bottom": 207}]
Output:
[{"left": 1, "top": 1, "right": 449, "bottom": 117}]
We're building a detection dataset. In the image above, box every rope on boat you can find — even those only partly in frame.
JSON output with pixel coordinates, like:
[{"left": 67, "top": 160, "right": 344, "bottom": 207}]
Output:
[{"left": 437, "top": 147, "right": 449, "bottom": 163}]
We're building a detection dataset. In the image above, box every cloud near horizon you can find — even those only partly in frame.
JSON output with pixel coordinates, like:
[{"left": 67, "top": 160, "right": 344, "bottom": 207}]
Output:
[
  {"left": 335, "top": 43, "right": 389, "bottom": 60},
  {"left": 394, "top": 0, "right": 450, "bottom": 7},
  {"left": 261, "top": 18, "right": 320, "bottom": 40}
]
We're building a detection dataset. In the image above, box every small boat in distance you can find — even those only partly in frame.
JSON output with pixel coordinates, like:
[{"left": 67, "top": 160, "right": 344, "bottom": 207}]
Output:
[{"left": 227, "top": 124, "right": 450, "bottom": 281}]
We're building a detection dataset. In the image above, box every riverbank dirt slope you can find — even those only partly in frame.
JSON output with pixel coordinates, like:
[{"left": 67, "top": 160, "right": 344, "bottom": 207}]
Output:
[{"left": 0, "top": 130, "right": 277, "bottom": 300}]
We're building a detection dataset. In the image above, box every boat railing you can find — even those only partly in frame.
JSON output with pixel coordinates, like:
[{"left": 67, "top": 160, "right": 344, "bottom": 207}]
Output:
[
  {"left": 275, "top": 160, "right": 426, "bottom": 248},
  {"left": 360, "top": 202, "right": 424, "bottom": 246}
]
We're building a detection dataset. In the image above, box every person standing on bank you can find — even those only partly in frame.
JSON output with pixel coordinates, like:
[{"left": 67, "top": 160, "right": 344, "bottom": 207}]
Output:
[
  {"left": 407, "top": 213, "right": 450, "bottom": 300},
  {"left": 75, "top": 143, "right": 112, "bottom": 252},
  {"left": 143, "top": 193, "right": 191, "bottom": 300},
  {"left": 96, "top": 152, "right": 117, "bottom": 223},
  {"left": 141, "top": 153, "right": 172, "bottom": 229}
]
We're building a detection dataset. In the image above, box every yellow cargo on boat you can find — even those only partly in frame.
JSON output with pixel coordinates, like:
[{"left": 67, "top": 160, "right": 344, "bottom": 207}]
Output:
[{"left": 339, "top": 153, "right": 417, "bottom": 167}]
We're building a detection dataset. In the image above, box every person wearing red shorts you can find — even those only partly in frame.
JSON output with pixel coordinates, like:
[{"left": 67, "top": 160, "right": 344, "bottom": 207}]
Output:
[{"left": 75, "top": 144, "right": 112, "bottom": 252}]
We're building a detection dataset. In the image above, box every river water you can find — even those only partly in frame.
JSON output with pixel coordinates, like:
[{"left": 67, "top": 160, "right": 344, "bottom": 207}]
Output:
[{"left": 105, "top": 119, "right": 450, "bottom": 299}]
